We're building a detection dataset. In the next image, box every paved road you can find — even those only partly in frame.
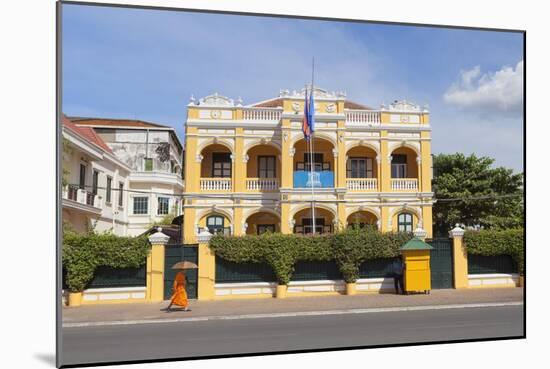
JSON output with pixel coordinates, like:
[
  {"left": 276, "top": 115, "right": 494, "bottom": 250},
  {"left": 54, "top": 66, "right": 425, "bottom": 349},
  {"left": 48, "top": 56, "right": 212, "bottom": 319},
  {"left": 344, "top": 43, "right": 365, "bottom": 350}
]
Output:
[{"left": 61, "top": 305, "right": 524, "bottom": 366}]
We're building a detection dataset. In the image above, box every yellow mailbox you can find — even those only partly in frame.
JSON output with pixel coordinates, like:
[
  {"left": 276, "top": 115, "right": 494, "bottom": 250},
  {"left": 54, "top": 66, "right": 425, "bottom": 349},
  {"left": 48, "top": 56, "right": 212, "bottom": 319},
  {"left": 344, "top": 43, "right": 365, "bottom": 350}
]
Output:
[{"left": 399, "top": 237, "right": 433, "bottom": 294}]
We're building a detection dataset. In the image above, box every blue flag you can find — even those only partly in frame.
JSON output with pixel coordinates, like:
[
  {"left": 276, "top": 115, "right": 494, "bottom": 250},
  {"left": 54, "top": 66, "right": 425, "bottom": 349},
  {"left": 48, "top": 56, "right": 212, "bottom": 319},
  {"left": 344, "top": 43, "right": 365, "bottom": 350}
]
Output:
[
  {"left": 302, "top": 89, "right": 311, "bottom": 140},
  {"left": 307, "top": 88, "right": 315, "bottom": 134}
]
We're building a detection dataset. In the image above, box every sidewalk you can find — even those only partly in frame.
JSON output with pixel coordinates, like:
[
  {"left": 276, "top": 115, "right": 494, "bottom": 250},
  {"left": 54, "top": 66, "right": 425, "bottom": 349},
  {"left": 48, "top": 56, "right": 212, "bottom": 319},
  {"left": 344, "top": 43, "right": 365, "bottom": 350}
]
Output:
[{"left": 62, "top": 287, "right": 523, "bottom": 326}]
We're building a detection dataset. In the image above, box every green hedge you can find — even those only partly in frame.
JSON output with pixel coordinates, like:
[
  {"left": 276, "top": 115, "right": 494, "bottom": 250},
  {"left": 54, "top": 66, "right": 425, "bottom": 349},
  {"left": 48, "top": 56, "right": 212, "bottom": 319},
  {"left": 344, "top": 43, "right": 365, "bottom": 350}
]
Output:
[
  {"left": 464, "top": 228, "right": 524, "bottom": 274},
  {"left": 332, "top": 227, "right": 411, "bottom": 282},
  {"left": 209, "top": 228, "right": 413, "bottom": 284},
  {"left": 62, "top": 229, "right": 150, "bottom": 292}
]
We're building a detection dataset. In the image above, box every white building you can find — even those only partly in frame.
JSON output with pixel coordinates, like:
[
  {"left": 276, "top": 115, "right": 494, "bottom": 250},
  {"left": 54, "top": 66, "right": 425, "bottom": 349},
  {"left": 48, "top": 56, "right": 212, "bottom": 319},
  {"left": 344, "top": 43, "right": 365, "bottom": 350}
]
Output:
[{"left": 61, "top": 115, "right": 185, "bottom": 236}]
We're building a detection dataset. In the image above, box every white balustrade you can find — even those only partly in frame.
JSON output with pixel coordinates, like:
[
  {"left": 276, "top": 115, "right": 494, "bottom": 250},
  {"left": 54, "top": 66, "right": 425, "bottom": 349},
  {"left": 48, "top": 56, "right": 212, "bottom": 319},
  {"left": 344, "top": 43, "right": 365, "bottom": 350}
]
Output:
[
  {"left": 200, "top": 178, "right": 232, "bottom": 191},
  {"left": 346, "top": 178, "right": 378, "bottom": 191},
  {"left": 242, "top": 108, "right": 282, "bottom": 121},
  {"left": 246, "top": 178, "right": 279, "bottom": 191},
  {"left": 391, "top": 178, "right": 418, "bottom": 191},
  {"left": 345, "top": 110, "right": 381, "bottom": 124}
]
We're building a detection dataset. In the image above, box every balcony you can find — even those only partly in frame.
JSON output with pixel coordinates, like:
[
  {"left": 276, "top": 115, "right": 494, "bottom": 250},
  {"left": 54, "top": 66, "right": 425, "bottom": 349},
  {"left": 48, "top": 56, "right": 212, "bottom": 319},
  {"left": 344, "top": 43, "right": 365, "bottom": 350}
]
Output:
[
  {"left": 62, "top": 185, "right": 103, "bottom": 214},
  {"left": 200, "top": 178, "right": 232, "bottom": 191},
  {"left": 242, "top": 107, "right": 282, "bottom": 122},
  {"left": 293, "top": 171, "right": 334, "bottom": 188},
  {"left": 246, "top": 178, "right": 279, "bottom": 191},
  {"left": 346, "top": 178, "right": 377, "bottom": 191},
  {"left": 345, "top": 110, "right": 381, "bottom": 125},
  {"left": 391, "top": 178, "right": 418, "bottom": 191}
]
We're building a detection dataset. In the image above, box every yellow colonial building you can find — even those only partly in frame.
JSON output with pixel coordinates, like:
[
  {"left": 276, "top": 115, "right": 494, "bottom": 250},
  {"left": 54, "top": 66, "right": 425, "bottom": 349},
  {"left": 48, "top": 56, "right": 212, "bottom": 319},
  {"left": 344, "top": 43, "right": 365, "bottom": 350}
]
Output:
[{"left": 182, "top": 87, "right": 433, "bottom": 244}]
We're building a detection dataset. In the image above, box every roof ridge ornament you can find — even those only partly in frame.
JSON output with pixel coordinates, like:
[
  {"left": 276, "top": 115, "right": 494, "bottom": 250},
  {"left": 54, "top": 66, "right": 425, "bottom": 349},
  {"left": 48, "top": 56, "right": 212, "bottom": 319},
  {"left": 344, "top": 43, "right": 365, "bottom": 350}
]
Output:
[
  {"left": 389, "top": 100, "right": 421, "bottom": 112},
  {"left": 283, "top": 86, "right": 346, "bottom": 99},
  {"left": 196, "top": 93, "right": 235, "bottom": 107}
]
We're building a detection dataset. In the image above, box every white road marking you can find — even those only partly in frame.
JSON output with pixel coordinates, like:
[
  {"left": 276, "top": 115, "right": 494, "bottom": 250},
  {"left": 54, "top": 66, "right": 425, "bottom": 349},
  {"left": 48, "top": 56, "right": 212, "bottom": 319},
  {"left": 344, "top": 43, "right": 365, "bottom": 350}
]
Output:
[{"left": 63, "top": 301, "right": 523, "bottom": 328}]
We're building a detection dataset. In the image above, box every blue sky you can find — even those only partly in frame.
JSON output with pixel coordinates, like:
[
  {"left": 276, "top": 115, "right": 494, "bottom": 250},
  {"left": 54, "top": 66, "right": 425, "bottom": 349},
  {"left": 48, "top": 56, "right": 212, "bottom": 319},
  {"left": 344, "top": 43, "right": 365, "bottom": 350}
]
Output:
[{"left": 62, "top": 4, "right": 524, "bottom": 172}]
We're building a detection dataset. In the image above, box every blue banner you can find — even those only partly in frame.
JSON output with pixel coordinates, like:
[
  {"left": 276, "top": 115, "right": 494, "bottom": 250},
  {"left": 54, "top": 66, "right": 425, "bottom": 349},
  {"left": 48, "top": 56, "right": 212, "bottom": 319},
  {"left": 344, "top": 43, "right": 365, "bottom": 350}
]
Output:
[{"left": 293, "top": 171, "right": 334, "bottom": 188}]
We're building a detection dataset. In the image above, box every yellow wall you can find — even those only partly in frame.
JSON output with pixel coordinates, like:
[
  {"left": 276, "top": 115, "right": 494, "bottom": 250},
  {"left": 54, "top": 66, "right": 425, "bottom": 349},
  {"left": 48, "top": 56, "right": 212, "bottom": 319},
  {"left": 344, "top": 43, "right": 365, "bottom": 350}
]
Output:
[{"left": 420, "top": 131, "right": 432, "bottom": 192}]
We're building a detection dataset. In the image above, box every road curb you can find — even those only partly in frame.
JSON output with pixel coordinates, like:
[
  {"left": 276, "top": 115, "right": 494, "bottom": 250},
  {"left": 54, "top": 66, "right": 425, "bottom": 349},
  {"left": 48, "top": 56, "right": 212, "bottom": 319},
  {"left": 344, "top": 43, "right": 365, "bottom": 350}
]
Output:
[{"left": 63, "top": 301, "right": 523, "bottom": 328}]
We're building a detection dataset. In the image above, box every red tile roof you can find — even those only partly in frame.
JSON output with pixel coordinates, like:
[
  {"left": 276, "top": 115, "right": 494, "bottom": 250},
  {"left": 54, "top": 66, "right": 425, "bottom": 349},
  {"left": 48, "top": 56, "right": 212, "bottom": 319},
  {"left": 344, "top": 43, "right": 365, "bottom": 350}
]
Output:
[
  {"left": 251, "top": 98, "right": 372, "bottom": 110},
  {"left": 344, "top": 101, "right": 372, "bottom": 110},
  {"left": 69, "top": 117, "right": 171, "bottom": 129},
  {"left": 62, "top": 115, "right": 113, "bottom": 153},
  {"left": 252, "top": 98, "right": 284, "bottom": 108}
]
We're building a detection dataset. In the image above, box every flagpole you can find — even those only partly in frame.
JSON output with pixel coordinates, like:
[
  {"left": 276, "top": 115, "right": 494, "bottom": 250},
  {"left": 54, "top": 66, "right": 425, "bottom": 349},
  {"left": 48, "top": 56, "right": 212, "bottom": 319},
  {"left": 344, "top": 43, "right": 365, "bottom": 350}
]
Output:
[
  {"left": 310, "top": 57, "right": 316, "bottom": 235},
  {"left": 309, "top": 113, "right": 315, "bottom": 234}
]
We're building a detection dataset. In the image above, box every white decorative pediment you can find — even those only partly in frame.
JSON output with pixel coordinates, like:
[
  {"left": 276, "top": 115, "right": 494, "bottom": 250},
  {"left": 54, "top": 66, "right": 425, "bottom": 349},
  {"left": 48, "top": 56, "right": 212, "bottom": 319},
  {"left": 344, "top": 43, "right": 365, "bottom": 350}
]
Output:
[
  {"left": 281, "top": 85, "right": 346, "bottom": 99},
  {"left": 195, "top": 92, "right": 235, "bottom": 107},
  {"left": 388, "top": 100, "right": 421, "bottom": 112}
]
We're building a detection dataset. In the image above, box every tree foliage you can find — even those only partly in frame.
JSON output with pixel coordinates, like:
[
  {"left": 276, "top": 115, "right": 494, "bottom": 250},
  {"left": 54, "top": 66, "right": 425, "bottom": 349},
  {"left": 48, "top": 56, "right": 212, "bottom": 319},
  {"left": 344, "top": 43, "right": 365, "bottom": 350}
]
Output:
[
  {"left": 209, "top": 228, "right": 413, "bottom": 284},
  {"left": 432, "top": 153, "right": 523, "bottom": 234},
  {"left": 62, "top": 228, "right": 150, "bottom": 292}
]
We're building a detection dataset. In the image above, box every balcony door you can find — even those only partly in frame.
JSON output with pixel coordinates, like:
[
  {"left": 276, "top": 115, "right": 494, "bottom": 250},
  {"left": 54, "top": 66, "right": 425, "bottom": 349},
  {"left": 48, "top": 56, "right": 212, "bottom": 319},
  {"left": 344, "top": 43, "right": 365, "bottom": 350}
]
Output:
[
  {"left": 212, "top": 153, "right": 232, "bottom": 178},
  {"left": 258, "top": 156, "right": 276, "bottom": 178},
  {"left": 391, "top": 154, "right": 408, "bottom": 178},
  {"left": 79, "top": 163, "right": 86, "bottom": 189},
  {"left": 347, "top": 157, "right": 373, "bottom": 178},
  {"left": 302, "top": 153, "right": 325, "bottom": 172}
]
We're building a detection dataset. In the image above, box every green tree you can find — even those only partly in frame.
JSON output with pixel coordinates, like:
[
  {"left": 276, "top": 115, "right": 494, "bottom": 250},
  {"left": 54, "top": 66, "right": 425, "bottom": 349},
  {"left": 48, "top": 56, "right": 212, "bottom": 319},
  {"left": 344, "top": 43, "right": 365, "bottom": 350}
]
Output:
[{"left": 432, "top": 153, "right": 523, "bottom": 234}]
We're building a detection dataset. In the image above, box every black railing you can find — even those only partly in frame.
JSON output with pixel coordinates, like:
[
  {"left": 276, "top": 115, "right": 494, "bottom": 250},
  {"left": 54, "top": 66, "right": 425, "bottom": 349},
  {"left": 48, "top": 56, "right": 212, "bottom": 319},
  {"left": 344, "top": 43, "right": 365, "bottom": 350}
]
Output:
[
  {"left": 358, "top": 257, "right": 398, "bottom": 279},
  {"left": 67, "top": 185, "right": 78, "bottom": 201},
  {"left": 86, "top": 192, "right": 95, "bottom": 206},
  {"left": 468, "top": 254, "right": 518, "bottom": 274},
  {"left": 215, "top": 257, "right": 276, "bottom": 283},
  {"left": 291, "top": 260, "right": 342, "bottom": 281},
  {"left": 86, "top": 265, "right": 146, "bottom": 288}
]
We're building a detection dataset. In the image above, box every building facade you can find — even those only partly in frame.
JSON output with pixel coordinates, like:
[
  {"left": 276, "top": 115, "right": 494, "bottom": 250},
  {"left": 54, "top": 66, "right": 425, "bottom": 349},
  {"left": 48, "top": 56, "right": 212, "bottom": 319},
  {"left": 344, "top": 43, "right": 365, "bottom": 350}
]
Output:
[
  {"left": 182, "top": 87, "right": 434, "bottom": 244},
  {"left": 62, "top": 116, "right": 185, "bottom": 236}
]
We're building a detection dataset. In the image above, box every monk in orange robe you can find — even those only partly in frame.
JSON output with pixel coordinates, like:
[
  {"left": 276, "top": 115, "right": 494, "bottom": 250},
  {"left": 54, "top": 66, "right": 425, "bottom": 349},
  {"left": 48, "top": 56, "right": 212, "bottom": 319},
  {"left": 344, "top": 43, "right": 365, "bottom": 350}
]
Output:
[{"left": 166, "top": 272, "right": 189, "bottom": 311}]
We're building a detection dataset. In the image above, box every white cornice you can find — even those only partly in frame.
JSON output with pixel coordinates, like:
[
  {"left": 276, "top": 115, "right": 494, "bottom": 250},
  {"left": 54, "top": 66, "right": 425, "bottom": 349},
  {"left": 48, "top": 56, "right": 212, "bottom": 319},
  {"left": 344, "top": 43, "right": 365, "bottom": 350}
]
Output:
[
  {"left": 62, "top": 198, "right": 102, "bottom": 215},
  {"left": 129, "top": 172, "right": 184, "bottom": 189},
  {"left": 63, "top": 129, "right": 104, "bottom": 161},
  {"left": 186, "top": 120, "right": 280, "bottom": 128},
  {"left": 283, "top": 113, "right": 346, "bottom": 120}
]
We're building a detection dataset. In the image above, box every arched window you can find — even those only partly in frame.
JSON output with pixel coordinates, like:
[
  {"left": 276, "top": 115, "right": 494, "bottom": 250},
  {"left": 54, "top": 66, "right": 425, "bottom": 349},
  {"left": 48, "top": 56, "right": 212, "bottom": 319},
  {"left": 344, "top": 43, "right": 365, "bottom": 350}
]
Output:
[
  {"left": 397, "top": 213, "right": 413, "bottom": 232},
  {"left": 206, "top": 215, "right": 225, "bottom": 234}
]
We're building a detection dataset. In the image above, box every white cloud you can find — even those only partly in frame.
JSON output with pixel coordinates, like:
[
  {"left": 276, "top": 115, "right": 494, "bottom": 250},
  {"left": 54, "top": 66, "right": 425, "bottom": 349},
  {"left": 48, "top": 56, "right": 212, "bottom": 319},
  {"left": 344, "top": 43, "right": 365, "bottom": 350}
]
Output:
[{"left": 443, "top": 61, "right": 523, "bottom": 113}]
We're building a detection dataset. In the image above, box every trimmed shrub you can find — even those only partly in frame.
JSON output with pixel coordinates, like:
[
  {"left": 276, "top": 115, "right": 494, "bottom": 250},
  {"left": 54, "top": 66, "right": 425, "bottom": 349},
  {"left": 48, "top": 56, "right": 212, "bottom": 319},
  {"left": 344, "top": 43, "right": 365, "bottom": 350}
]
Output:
[
  {"left": 209, "top": 228, "right": 413, "bottom": 284},
  {"left": 62, "top": 230, "right": 150, "bottom": 292},
  {"left": 332, "top": 227, "right": 413, "bottom": 282},
  {"left": 210, "top": 232, "right": 332, "bottom": 285},
  {"left": 464, "top": 228, "right": 524, "bottom": 274}
]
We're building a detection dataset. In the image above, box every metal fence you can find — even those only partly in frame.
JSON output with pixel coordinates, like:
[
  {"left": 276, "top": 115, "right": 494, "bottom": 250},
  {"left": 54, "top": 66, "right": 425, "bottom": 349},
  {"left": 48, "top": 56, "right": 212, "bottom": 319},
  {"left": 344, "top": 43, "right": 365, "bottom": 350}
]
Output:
[
  {"left": 358, "top": 257, "right": 399, "bottom": 278},
  {"left": 291, "top": 260, "right": 342, "bottom": 281},
  {"left": 468, "top": 254, "right": 518, "bottom": 274},
  {"left": 215, "top": 257, "right": 276, "bottom": 283},
  {"left": 86, "top": 265, "right": 146, "bottom": 288}
]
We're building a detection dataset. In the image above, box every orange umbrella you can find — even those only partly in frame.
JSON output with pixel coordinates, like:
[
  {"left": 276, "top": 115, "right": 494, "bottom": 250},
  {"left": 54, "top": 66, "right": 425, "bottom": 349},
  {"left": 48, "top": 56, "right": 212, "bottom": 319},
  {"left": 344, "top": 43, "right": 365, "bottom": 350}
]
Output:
[{"left": 171, "top": 261, "right": 198, "bottom": 270}]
